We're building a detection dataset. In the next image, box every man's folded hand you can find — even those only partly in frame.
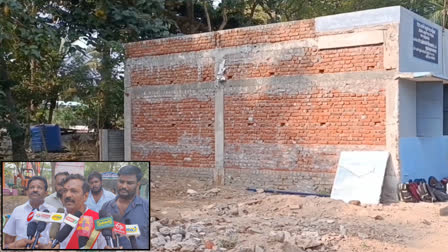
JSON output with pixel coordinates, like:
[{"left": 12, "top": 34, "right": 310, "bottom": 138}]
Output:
[
  {"left": 35, "top": 241, "right": 60, "bottom": 249},
  {"left": 6, "top": 237, "right": 35, "bottom": 249}
]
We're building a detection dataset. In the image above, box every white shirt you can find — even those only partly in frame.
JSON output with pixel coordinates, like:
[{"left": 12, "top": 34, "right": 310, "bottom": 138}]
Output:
[
  {"left": 59, "top": 207, "right": 107, "bottom": 249},
  {"left": 3, "top": 201, "right": 57, "bottom": 245}
]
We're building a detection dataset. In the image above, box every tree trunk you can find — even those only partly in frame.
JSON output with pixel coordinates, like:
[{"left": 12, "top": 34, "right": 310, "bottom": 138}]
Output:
[
  {"left": 9, "top": 122, "right": 28, "bottom": 160},
  {"left": 218, "top": 8, "right": 228, "bottom": 30},
  {"left": 48, "top": 98, "right": 57, "bottom": 124},
  {"left": 0, "top": 55, "right": 28, "bottom": 160},
  {"left": 186, "top": 0, "right": 194, "bottom": 22},
  {"left": 98, "top": 45, "right": 114, "bottom": 129},
  {"left": 30, "top": 162, "right": 38, "bottom": 176},
  {"left": 203, "top": 1, "right": 212, "bottom": 32}
]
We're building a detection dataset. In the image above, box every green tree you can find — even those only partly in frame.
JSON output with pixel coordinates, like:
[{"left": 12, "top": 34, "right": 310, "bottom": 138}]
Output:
[
  {"left": 1, "top": 0, "right": 172, "bottom": 158},
  {"left": 54, "top": 0, "right": 171, "bottom": 130},
  {"left": 0, "top": 0, "right": 63, "bottom": 159}
]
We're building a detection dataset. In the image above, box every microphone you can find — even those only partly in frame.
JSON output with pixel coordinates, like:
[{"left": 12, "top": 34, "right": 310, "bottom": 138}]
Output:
[
  {"left": 51, "top": 210, "right": 82, "bottom": 248},
  {"left": 97, "top": 210, "right": 115, "bottom": 247},
  {"left": 49, "top": 208, "right": 65, "bottom": 242},
  {"left": 111, "top": 214, "right": 122, "bottom": 248},
  {"left": 77, "top": 215, "right": 94, "bottom": 249},
  {"left": 125, "top": 219, "right": 139, "bottom": 249},
  {"left": 112, "top": 218, "right": 127, "bottom": 236},
  {"left": 31, "top": 209, "right": 50, "bottom": 249},
  {"left": 112, "top": 236, "right": 117, "bottom": 247},
  {"left": 25, "top": 208, "right": 38, "bottom": 249},
  {"left": 26, "top": 222, "right": 37, "bottom": 248}
]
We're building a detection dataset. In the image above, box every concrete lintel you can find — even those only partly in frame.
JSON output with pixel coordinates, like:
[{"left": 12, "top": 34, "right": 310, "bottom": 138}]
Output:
[
  {"left": 315, "top": 6, "right": 401, "bottom": 32},
  {"left": 395, "top": 72, "right": 448, "bottom": 83},
  {"left": 318, "top": 30, "right": 384, "bottom": 50},
  {"left": 224, "top": 71, "right": 395, "bottom": 96}
]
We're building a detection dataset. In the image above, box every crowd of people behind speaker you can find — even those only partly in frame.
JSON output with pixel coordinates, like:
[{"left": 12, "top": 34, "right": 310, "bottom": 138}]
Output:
[{"left": 2, "top": 165, "right": 149, "bottom": 249}]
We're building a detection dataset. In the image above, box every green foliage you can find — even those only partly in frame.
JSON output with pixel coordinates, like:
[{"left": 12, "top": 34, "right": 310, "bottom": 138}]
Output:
[{"left": 52, "top": 107, "right": 84, "bottom": 128}]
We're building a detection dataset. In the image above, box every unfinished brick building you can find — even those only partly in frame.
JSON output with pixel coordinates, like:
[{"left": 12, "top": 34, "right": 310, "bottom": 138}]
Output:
[{"left": 125, "top": 6, "right": 448, "bottom": 199}]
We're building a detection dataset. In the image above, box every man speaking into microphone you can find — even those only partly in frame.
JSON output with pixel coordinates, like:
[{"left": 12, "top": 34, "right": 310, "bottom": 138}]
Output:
[
  {"left": 100, "top": 165, "right": 149, "bottom": 249},
  {"left": 36, "top": 174, "right": 107, "bottom": 249},
  {"left": 2, "top": 176, "right": 56, "bottom": 248}
]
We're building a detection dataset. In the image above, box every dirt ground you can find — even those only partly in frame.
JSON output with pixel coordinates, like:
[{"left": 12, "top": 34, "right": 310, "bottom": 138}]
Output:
[
  {"left": 28, "top": 150, "right": 98, "bottom": 161},
  {"left": 150, "top": 177, "right": 448, "bottom": 252},
  {"left": 2, "top": 195, "right": 29, "bottom": 215}
]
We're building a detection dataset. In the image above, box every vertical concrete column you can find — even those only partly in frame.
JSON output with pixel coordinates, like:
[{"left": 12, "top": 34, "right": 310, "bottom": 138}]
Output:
[
  {"left": 124, "top": 62, "right": 132, "bottom": 160},
  {"left": 382, "top": 24, "right": 400, "bottom": 203},
  {"left": 383, "top": 79, "right": 400, "bottom": 202},
  {"left": 214, "top": 60, "right": 226, "bottom": 185},
  {"left": 100, "top": 129, "right": 109, "bottom": 161}
]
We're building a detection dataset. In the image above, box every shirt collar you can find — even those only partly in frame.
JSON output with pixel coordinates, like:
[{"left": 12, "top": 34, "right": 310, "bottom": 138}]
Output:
[
  {"left": 25, "top": 200, "right": 51, "bottom": 211},
  {"left": 113, "top": 195, "right": 143, "bottom": 208}
]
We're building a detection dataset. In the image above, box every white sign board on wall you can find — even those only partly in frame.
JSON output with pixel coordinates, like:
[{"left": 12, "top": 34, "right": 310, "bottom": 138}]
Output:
[
  {"left": 55, "top": 162, "right": 85, "bottom": 175},
  {"left": 413, "top": 19, "right": 438, "bottom": 64},
  {"left": 400, "top": 8, "right": 443, "bottom": 74},
  {"left": 331, "top": 151, "right": 389, "bottom": 205}
]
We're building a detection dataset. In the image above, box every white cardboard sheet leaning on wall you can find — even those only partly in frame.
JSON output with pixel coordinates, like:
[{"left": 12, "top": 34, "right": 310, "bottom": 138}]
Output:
[{"left": 330, "top": 151, "right": 389, "bottom": 205}]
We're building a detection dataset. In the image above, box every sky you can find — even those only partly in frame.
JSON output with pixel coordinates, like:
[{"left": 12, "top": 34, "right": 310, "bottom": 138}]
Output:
[{"left": 213, "top": 0, "right": 222, "bottom": 8}]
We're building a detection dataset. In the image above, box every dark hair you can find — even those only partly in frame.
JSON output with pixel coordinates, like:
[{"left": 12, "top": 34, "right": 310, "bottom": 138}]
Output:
[
  {"left": 87, "top": 172, "right": 102, "bottom": 182},
  {"left": 26, "top": 176, "right": 48, "bottom": 191},
  {"left": 62, "top": 174, "right": 90, "bottom": 194},
  {"left": 55, "top": 172, "right": 69, "bottom": 180},
  {"left": 118, "top": 165, "right": 143, "bottom": 182}
]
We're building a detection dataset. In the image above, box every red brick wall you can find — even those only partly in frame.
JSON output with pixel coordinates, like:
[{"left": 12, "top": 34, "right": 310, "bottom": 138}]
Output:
[
  {"left": 224, "top": 45, "right": 383, "bottom": 80},
  {"left": 127, "top": 17, "right": 387, "bottom": 182},
  {"left": 127, "top": 33, "right": 216, "bottom": 58},
  {"left": 126, "top": 20, "right": 315, "bottom": 58},
  {"left": 130, "top": 65, "right": 215, "bottom": 86},
  {"left": 131, "top": 99, "right": 215, "bottom": 168},
  {"left": 217, "top": 20, "right": 315, "bottom": 48},
  {"left": 225, "top": 89, "right": 386, "bottom": 146}
]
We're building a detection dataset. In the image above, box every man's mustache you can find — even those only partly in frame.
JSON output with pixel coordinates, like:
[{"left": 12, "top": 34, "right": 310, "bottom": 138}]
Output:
[
  {"left": 64, "top": 197, "right": 75, "bottom": 203},
  {"left": 30, "top": 192, "right": 39, "bottom": 195}
]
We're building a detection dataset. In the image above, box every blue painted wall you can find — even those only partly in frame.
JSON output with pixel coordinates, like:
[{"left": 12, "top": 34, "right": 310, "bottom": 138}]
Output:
[{"left": 400, "top": 137, "right": 448, "bottom": 182}]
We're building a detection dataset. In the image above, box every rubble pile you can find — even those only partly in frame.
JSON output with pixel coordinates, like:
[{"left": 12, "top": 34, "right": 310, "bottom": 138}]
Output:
[{"left": 150, "top": 177, "right": 448, "bottom": 252}]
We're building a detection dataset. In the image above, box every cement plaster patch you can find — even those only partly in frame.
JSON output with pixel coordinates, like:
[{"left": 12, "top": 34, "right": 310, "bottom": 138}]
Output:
[
  {"left": 133, "top": 136, "right": 213, "bottom": 157},
  {"left": 225, "top": 143, "right": 385, "bottom": 171},
  {"left": 224, "top": 71, "right": 395, "bottom": 96},
  {"left": 131, "top": 82, "right": 215, "bottom": 103}
]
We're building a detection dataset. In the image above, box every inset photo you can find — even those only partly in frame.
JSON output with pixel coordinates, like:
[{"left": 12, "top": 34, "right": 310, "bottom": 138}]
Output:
[{"left": 1, "top": 161, "right": 149, "bottom": 249}]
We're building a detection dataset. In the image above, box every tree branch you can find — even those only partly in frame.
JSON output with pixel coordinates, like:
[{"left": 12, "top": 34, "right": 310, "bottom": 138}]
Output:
[
  {"left": 249, "top": 0, "right": 259, "bottom": 19},
  {"left": 218, "top": 7, "right": 228, "bottom": 30},
  {"left": 203, "top": 0, "right": 212, "bottom": 32}
]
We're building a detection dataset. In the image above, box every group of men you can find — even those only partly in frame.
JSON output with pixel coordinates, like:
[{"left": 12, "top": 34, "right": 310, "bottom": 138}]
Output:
[{"left": 3, "top": 165, "right": 149, "bottom": 249}]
